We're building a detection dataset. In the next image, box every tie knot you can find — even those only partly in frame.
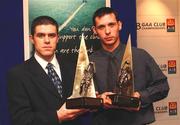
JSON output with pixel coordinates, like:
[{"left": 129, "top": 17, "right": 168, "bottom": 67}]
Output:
[
  {"left": 108, "top": 54, "right": 116, "bottom": 61},
  {"left": 46, "top": 63, "right": 53, "bottom": 69}
]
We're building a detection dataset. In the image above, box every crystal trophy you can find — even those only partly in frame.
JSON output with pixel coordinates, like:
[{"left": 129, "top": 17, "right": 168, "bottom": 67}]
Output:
[
  {"left": 108, "top": 36, "right": 140, "bottom": 108},
  {"left": 66, "top": 34, "right": 103, "bottom": 109}
]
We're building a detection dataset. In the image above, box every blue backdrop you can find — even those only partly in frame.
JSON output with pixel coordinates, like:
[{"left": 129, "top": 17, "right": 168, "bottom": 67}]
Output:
[
  {"left": 0, "top": 1, "right": 24, "bottom": 125},
  {"left": 112, "top": 0, "right": 137, "bottom": 46},
  {"left": 0, "top": 0, "right": 136, "bottom": 125}
]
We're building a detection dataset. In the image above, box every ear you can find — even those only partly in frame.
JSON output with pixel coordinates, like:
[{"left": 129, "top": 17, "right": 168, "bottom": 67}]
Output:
[
  {"left": 92, "top": 26, "right": 97, "bottom": 35},
  {"left": 29, "top": 35, "right": 34, "bottom": 44},
  {"left": 118, "top": 21, "right": 122, "bottom": 31}
]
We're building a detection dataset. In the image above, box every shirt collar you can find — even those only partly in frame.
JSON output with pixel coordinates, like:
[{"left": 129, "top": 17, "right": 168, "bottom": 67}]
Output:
[{"left": 34, "top": 53, "right": 59, "bottom": 70}]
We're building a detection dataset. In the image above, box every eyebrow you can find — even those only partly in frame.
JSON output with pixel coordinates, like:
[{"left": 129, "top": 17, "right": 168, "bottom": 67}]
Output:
[
  {"left": 96, "top": 21, "right": 117, "bottom": 28},
  {"left": 35, "top": 32, "right": 57, "bottom": 35}
]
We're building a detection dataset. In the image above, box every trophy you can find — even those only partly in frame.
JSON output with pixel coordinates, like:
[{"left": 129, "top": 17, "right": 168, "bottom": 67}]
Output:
[
  {"left": 66, "top": 34, "right": 103, "bottom": 109},
  {"left": 108, "top": 36, "right": 140, "bottom": 108}
]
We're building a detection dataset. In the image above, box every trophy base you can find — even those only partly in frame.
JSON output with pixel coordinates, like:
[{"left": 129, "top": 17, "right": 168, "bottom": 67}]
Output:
[
  {"left": 108, "top": 94, "right": 140, "bottom": 108},
  {"left": 66, "top": 97, "right": 103, "bottom": 109}
]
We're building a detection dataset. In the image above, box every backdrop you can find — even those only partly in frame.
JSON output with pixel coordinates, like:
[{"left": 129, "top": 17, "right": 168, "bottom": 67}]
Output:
[{"left": 137, "top": 0, "right": 180, "bottom": 125}]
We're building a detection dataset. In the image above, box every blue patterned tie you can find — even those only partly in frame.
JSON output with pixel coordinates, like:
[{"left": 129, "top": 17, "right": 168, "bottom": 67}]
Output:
[{"left": 46, "top": 63, "right": 63, "bottom": 98}]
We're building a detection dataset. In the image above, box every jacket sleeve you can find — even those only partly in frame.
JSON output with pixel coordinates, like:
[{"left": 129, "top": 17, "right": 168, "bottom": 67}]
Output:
[
  {"left": 7, "top": 69, "right": 60, "bottom": 125},
  {"left": 138, "top": 50, "right": 170, "bottom": 108}
]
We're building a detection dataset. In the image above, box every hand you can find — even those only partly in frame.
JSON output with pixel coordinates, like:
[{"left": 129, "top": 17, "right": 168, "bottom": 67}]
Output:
[
  {"left": 57, "top": 102, "right": 89, "bottom": 122},
  {"left": 131, "top": 91, "right": 141, "bottom": 111},
  {"left": 122, "top": 91, "right": 141, "bottom": 111},
  {"left": 133, "top": 91, "right": 140, "bottom": 98},
  {"left": 96, "top": 92, "right": 116, "bottom": 109}
]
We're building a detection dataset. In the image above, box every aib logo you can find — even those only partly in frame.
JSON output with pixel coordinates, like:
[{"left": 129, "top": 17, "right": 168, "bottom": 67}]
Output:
[
  {"left": 169, "top": 102, "right": 177, "bottom": 116},
  {"left": 166, "top": 18, "right": 175, "bottom": 32},
  {"left": 168, "top": 60, "right": 176, "bottom": 74}
]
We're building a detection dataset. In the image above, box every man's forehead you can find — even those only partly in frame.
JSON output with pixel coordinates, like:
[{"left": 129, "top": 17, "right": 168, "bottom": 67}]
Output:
[{"left": 34, "top": 25, "right": 57, "bottom": 33}]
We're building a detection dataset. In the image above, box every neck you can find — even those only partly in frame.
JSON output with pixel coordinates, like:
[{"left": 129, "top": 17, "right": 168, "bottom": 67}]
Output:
[
  {"left": 35, "top": 52, "right": 55, "bottom": 63},
  {"left": 102, "top": 41, "right": 120, "bottom": 52}
]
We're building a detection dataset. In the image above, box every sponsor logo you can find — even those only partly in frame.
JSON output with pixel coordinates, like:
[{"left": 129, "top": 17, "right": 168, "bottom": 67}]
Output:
[
  {"left": 137, "top": 22, "right": 165, "bottom": 30},
  {"left": 137, "top": 18, "right": 175, "bottom": 32},
  {"left": 154, "top": 105, "right": 168, "bottom": 113},
  {"left": 159, "top": 63, "right": 167, "bottom": 72},
  {"left": 168, "top": 60, "right": 176, "bottom": 74},
  {"left": 169, "top": 102, "right": 177, "bottom": 116},
  {"left": 166, "top": 18, "right": 175, "bottom": 32}
]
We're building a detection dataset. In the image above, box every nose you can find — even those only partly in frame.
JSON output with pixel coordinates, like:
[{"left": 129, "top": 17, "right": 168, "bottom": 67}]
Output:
[
  {"left": 44, "top": 35, "right": 50, "bottom": 43},
  {"left": 105, "top": 27, "right": 110, "bottom": 35}
]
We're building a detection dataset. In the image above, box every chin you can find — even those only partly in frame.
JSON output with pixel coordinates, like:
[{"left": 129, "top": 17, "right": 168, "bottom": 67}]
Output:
[
  {"left": 43, "top": 52, "right": 54, "bottom": 57},
  {"left": 105, "top": 42, "right": 116, "bottom": 46}
]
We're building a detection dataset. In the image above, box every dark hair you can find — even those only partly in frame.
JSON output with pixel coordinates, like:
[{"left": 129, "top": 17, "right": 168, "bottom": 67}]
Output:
[
  {"left": 92, "top": 7, "right": 119, "bottom": 26},
  {"left": 31, "top": 16, "right": 58, "bottom": 36}
]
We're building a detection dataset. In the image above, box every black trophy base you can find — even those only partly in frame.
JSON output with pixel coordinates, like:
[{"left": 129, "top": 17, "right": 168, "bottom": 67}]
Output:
[
  {"left": 66, "top": 97, "right": 103, "bottom": 109},
  {"left": 108, "top": 94, "right": 140, "bottom": 108}
]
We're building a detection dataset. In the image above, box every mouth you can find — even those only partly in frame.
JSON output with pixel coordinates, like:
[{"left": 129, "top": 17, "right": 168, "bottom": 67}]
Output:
[
  {"left": 42, "top": 46, "right": 53, "bottom": 51},
  {"left": 43, "top": 46, "right": 52, "bottom": 49},
  {"left": 105, "top": 37, "right": 113, "bottom": 41}
]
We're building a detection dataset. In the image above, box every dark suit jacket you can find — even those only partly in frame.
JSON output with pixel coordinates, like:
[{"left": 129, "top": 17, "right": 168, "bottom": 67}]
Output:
[{"left": 7, "top": 55, "right": 82, "bottom": 125}]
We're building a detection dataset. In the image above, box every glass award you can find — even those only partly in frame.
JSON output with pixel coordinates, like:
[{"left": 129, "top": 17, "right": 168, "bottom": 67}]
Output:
[
  {"left": 108, "top": 36, "right": 140, "bottom": 108},
  {"left": 66, "top": 34, "right": 103, "bottom": 109}
]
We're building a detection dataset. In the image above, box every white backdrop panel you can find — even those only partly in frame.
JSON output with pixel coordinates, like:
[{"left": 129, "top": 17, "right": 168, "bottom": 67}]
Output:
[
  {"left": 137, "top": 0, "right": 180, "bottom": 124},
  {"left": 138, "top": 36, "right": 179, "bottom": 57}
]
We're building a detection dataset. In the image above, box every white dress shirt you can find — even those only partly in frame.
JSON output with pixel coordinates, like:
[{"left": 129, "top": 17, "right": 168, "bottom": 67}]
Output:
[{"left": 34, "top": 53, "right": 62, "bottom": 81}]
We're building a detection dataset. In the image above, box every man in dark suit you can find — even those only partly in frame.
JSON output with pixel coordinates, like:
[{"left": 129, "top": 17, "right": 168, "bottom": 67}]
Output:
[
  {"left": 7, "top": 16, "right": 87, "bottom": 125},
  {"left": 90, "top": 7, "right": 169, "bottom": 125}
]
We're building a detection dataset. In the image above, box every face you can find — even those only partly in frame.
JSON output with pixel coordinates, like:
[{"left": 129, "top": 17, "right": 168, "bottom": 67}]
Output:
[
  {"left": 93, "top": 13, "right": 122, "bottom": 52},
  {"left": 30, "top": 24, "right": 59, "bottom": 62}
]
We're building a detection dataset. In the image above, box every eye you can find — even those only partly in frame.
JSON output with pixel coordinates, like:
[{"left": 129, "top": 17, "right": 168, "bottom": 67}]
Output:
[
  {"left": 48, "top": 33, "right": 57, "bottom": 38},
  {"left": 36, "top": 33, "right": 45, "bottom": 38},
  {"left": 97, "top": 25, "right": 105, "bottom": 30},
  {"left": 108, "top": 23, "right": 116, "bottom": 27}
]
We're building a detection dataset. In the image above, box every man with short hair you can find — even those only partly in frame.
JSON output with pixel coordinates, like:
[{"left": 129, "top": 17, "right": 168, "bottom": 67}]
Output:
[
  {"left": 7, "top": 16, "right": 87, "bottom": 125},
  {"left": 90, "top": 7, "right": 169, "bottom": 125}
]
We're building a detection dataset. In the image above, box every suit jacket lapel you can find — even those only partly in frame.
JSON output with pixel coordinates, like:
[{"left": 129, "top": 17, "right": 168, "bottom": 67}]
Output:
[
  {"left": 58, "top": 57, "right": 69, "bottom": 98},
  {"left": 27, "top": 56, "right": 60, "bottom": 98},
  {"left": 57, "top": 55, "right": 75, "bottom": 99}
]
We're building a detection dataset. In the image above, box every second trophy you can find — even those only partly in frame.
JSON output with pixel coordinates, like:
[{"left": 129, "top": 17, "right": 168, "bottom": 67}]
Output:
[{"left": 108, "top": 36, "right": 140, "bottom": 108}]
